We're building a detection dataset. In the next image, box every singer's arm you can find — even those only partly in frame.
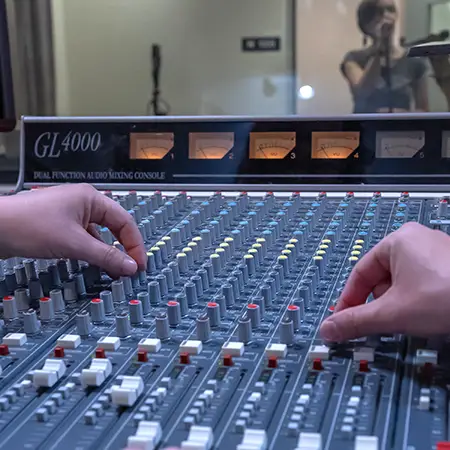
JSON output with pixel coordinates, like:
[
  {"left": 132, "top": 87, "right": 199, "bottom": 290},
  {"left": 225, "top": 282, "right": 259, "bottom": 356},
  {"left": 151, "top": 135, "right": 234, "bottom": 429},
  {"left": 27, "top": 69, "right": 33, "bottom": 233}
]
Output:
[
  {"left": 412, "top": 58, "right": 430, "bottom": 112},
  {"left": 341, "top": 48, "right": 383, "bottom": 99}
]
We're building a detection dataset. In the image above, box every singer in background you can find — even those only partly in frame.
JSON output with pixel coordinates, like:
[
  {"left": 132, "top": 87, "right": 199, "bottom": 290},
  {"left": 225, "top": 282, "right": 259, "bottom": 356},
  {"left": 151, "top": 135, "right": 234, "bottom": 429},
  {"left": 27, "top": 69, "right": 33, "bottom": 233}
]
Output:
[{"left": 341, "top": 0, "right": 429, "bottom": 113}]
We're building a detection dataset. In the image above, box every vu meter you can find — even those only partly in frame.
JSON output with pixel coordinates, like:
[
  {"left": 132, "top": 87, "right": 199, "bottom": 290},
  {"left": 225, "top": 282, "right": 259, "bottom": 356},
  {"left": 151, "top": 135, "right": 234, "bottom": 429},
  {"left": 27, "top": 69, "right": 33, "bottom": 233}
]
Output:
[
  {"left": 249, "top": 132, "right": 296, "bottom": 159},
  {"left": 376, "top": 131, "right": 425, "bottom": 158},
  {"left": 189, "top": 133, "right": 234, "bottom": 159},
  {"left": 130, "top": 133, "right": 174, "bottom": 160},
  {"left": 311, "top": 132, "right": 360, "bottom": 159},
  {"left": 441, "top": 131, "right": 450, "bottom": 158}
]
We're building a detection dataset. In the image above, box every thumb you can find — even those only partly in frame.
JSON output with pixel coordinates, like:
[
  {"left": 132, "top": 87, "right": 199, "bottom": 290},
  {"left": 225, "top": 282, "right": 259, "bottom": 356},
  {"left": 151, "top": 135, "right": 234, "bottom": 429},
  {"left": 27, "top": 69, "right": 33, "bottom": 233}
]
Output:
[
  {"left": 76, "top": 232, "right": 138, "bottom": 278},
  {"left": 320, "top": 292, "right": 398, "bottom": 342}
]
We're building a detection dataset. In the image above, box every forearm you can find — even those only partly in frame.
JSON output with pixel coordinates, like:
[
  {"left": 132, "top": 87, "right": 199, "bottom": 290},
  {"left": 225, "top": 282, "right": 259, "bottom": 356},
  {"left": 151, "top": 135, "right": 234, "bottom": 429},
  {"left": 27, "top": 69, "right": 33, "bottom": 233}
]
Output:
[{"left": 353, "top": 53, "right": 383, "bottom": 98}]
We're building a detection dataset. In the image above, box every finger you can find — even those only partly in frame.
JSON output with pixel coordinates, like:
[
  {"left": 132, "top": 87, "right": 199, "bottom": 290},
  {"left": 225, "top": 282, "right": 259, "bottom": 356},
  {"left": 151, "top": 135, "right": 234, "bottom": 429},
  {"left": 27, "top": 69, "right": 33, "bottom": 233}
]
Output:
[
  {"left": 320, "top": 289, "right": 399, "bottom": 341},
  {"left": 72, "top": 229, "right": 138, "bottom": 278},
  {"left": 88, "top": 192, "right": 147, "bottom": 270},
  {"left": 335, "top": 236, "right": 393, "bottom": 313},
  {"left": 87, "top": 223, "right": 101, "bottom": 241}
]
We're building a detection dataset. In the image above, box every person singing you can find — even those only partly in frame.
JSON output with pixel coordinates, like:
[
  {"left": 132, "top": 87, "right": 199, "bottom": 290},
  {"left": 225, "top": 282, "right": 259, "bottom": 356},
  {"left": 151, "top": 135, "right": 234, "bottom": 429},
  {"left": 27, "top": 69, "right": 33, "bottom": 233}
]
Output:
[{"left": 341, "top": 0, "right": 429, "bottom": 113}]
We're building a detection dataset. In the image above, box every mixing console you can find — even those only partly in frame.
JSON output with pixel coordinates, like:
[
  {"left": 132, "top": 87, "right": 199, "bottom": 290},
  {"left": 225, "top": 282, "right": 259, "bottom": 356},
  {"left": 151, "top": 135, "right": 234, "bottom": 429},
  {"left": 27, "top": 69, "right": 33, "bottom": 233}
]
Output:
[{"left": 0, "top": 188, "right": 449, "bottom": 450}]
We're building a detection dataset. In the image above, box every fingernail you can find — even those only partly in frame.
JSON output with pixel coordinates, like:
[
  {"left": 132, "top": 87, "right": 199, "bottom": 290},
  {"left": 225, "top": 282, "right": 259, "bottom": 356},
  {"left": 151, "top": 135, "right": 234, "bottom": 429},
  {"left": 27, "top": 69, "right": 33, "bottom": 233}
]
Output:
[
  {"left": 122, "top": 256, "right": 137, "bottom": 276},
  {"left": 320, "top": 320, "right": 340, "bottom": 342}
]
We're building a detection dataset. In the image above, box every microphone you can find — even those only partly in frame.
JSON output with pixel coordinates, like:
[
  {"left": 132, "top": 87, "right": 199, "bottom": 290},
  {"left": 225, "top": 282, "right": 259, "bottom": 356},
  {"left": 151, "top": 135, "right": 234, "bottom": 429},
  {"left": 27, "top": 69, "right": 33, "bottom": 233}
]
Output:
[{"left": 403, "top": 30, "right": 449, "bottom": 48}]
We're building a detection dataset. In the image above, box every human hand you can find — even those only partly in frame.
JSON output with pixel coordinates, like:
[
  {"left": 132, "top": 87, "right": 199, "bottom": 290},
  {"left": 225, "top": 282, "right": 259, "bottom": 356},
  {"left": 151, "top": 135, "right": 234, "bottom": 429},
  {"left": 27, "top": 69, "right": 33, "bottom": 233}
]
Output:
[
  {"left": 320, "top": 222, "right": 450, "bottom": 341},
  {"left": 0, "top": 184, "right": 146, "bottom": 278},
  {"left": 372, "top": 14, "right": 396, "bottom": 42}
]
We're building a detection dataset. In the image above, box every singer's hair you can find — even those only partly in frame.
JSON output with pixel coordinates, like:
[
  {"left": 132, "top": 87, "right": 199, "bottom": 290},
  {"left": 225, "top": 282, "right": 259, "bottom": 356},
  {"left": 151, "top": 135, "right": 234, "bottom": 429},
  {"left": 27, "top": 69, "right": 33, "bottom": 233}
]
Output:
[{"left": 357, "top": 0, "right": 397, "bottom": 36}]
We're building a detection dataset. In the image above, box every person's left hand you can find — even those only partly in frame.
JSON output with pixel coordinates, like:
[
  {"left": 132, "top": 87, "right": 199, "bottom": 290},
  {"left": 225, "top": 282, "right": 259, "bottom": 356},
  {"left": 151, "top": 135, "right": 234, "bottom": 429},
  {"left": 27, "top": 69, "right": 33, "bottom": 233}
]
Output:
[{"left": 0, "top": 184, "right": 146, "bottom": 278}]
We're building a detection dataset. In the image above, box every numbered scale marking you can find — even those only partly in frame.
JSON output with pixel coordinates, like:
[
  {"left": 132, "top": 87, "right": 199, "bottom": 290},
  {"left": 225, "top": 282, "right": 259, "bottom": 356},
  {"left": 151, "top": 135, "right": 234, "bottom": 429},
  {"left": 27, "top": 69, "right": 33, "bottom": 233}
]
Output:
[
  {"left": 311, "top": 132, "right": 360, "bottom": 159},
  {"left": 249, "top": 132, "right": 296, "bottom": 159},
  {"left": 376, "top": 131, "right": 425, "bottom": 158},
  {"left": 188, "top": 133, "right": 234, "bottom": 159},
  {"left": 130, "top": 133, "right": 174, "bottom": 160}
]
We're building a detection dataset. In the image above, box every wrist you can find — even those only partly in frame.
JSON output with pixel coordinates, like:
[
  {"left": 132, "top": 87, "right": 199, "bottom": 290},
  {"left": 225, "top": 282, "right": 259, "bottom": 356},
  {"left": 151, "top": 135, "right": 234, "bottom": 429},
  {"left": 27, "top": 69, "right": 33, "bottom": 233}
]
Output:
[{"left": 0, "top": 196, "right": 23, "bottom": 258}]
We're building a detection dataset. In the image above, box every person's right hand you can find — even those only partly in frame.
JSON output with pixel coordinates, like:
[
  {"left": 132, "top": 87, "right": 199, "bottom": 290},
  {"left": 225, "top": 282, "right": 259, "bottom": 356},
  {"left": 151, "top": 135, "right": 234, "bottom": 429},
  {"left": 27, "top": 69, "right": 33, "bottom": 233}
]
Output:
[
  {"left": 320, "top": 222, "right": 450, "bottom": 342},
  {"left": 372, "top": 14, "right": 396, "bottom": 42}
]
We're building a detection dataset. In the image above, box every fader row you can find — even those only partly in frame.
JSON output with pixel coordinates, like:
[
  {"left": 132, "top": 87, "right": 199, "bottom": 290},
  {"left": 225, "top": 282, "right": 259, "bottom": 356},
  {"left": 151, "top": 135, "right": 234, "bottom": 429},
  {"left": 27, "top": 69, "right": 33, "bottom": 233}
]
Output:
[{"left": 0, "top": 190, "right": 449, "bottom": 449}]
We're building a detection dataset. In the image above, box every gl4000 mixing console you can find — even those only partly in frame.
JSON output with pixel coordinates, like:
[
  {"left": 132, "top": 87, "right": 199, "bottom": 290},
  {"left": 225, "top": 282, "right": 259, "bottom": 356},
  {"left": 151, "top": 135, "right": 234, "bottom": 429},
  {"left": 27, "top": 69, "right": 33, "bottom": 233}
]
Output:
[{"left": 2, "top": 114, "right": 450, "bottom": 450}]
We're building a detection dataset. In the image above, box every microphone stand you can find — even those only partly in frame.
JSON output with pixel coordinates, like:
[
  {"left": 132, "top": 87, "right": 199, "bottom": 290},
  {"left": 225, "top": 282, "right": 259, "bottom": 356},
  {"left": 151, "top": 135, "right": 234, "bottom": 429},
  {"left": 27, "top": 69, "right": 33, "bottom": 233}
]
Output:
[{"left": 383, "top": 35, "right": 394, "bottom": 113}]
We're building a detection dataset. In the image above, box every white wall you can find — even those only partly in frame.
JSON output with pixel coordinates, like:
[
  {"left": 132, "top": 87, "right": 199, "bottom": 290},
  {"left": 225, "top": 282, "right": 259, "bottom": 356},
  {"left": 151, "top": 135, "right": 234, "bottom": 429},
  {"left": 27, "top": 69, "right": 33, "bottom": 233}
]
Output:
[
  {"left": 295, "top": 0, "right": 405, "bottom": 116},
  {"left": 51, "top": 0, "right": 295, "bottom": 117}
]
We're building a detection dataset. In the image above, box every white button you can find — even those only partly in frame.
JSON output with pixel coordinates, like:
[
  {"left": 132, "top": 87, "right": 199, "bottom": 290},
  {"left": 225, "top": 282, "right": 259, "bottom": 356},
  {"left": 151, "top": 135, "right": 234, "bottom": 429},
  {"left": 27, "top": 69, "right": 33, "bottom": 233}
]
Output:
[
  {"left": 56, "top": 334, "right": 81, "bottom": 350},
  {"left": 150, "top": 387, "right": 167, "bottom": 404},
  {"left": 33, "top": 359, "right": 66, "bottom": 388},
  {"left": 351, "top": 386, "right": 362, "bottom": 394},
  {"left": 297, "top": 394, "right": 310, "bottom": 406},
  {"left": 198, "top": 390, "right": 215, "bottom": 407},
  {"left": 418, "top": 395, "right": 430, "bottom": 410},
  {"left": 180, "top": 340, "right": 203, "bottom": 355},
  {"left": 343, "top": 416, "right": 355, "bottom": 424},
  {"left": 81, "top": 358, "right": 112, "bottom": 388},
  {"left": 348, "top": 397, "right": 360, "bottom": 408},
  {"left": 354, "top": 435, "right": 379, "bottom": 450},
  {"left": 341, "top": 425, "right": 353, "bottom": 433},
  {"left": 180, "top": 425, "right": 214, "bottom": 450},
  {"left": 296, "top": 432, "right": 322, "bottom": 450},
  {"left": 265, "top": 343, "right": 287, "bottom": 358},
  {"left": 416, "top": 349, "right": 438, "bottom": 365},
  {"left": 222, "top": 342, "right": 244, "bottom": 357},
  {"left": 97, "top": 336, "right": 121, "bottom": 351},
  {"left": 308, "top": 345, "right": 330, "bottom": 361},
  {"left": 138, "top": 338, "right": 161, "bottom": 353},
  {"left": 237, "top": 429, "right": 267, "bottom": 450},
  {"left": 302, "top": 383, "right": 313, "bottom": 392},
  {"left": 420, "top": 388, "right": 431, "bottom": 396},
  {"left": 346, "top": 408, "right": 357, "bottom": 415},
  {"left": 353, "top": 347, "right": 375, "bottom": 362},
  {"left": 111, "top": 376, "right": 144, "bottom": 407},
  {"left": 291, "top": 413, "right": 302, "bottom": 422},
  {"left": 127, "top": 421, "right": 162, "bottom": 450},
  {"left": 248, "top": 392, "right": 262, "bottom": 407},
  {"left": 3, "top": 333, "right": 27, "bottom": 347}
]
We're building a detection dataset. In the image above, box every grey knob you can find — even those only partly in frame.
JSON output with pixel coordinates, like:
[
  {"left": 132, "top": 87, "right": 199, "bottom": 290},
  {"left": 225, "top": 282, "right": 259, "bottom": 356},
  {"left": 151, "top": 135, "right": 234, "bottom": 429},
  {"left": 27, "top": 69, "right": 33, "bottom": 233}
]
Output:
[
  {"left": 121, "top": 276, "right": 133, "bottom": 297},
  {"left": 210, "top": 254, "right": 221, "bottom": 277},
  {"left": 238, "top": 263, "right": 249, "bottom": 285},
  {"left": 213, "top": 294, "right": 226, "bottom": 317},
  {"left": 24, "top": 259, "right": 37, "bottom": 280},
  {"left": 202, "top": 262, "right": 214, "bottom": 284},
  {"left": 156, "top": 274, "right": 168, "bottom": 297},
  {"left": 14, "top": 288, "right": 30, "bottom": 311},
  {"left": 39, "top": 297, "right": 55, "bottom": 321},
  {"left": 207, "top": 302, "right": 221, "bottom": 328},
  {"left": 247, "top": 303, "right": 261, "bottom": 329},
  {"left": 252, "top": 296, "right": 265, "bottom": 318},
  {"left": 261, "top": 284, "right": 273, "bottom": 309},
  {"left": 147, "top": 252, "right": 156, "bottom": 274},
  {"left": 167, "top": 301, "right": 181, "bottom": 327},
  {"left": 137, "top": 291, "right": 151, "bottom": 315},
  {"left": 29, "top": 279, "right": 43, "bottom": 301},
  {"left": 153, "top": 210, "right": 164, "bottom": 227},
  {"left": 170, "top": 228, "right": 182, "bottom": 247},
  {"left": 168, "top": 261, "right": 180, "bottom": 284},
  {"left": 155, "top": 313, "right": 170, "bottom": 340},
  {"left": 100, "top": 228, "right": 114, "bottom": 245},
  {"left": 174, "top": 292, "right": 188, "bottom": 317},
  {"left": 227, "top": 277, "right": 239, "bottom": 302},
  {"left": 2, "top": 295, "right": 18, "bottom": 320},
  {"left": 293, "top": 298, "right": 305, "bottom": 318},
  {"left": 100, "top": 290, "right": 114, "bottom": 315},
  {"left": 287, "top": 304, "right": 301, "bottom": 330},
  {"left": 50, "top": 289, "right": 65, "bottom": 312},
  {"left": 90, "top": 298, "right": 106, "bottom": 322},
  {"left": 197, "top": 269, "right": 209, "bottom": 291},
  {"left": 196, "top": 314, "right": 211, "bottom": 342},
  {"left": 161, "top": 268, "right": 174, "bottom": 291},
  {"left": 200, "top": 229, "right": 211, "bottom": 248},
  {"left": 74, "top": 273, "right": 86, "bottom": 297},
  {"left": 48, "top": 264, "right": 61, "bottom": 287},
  {"left": 280, "top": 317, "right": 294, "bottom": 346},
  {"left": 23, "top": 309, "right": 41, "bottom": 334},
  {"left": 63, "top": 280, "right": 77, "bottom": 303},
  {"left": 191, "top": 275, "right": 203, "bottom": 298},
  {"left": 57, "top": 260, "right": 69, "bottom": 282},
  {"left": 222, "top": 284, "right": 234, "bottom": 307},
  {"left": 115, "top": 312, "right": 131, "bottom": 338},
  {"left": 176, "top": 253, "right": 188, "bottom": 274},
  {"left": 297, "top": 285, "right": 311, "bottom": 309},
  {"left": 238, "top": 315, "right": 253, "bottom": 344},
  {"left": 277, "top": 255, "right": 289, "bottom": 277},
  {"left": 69, "top": 259, "right": 80, "bottom": 273},
  {"left": 313, "top": 256, "right": 325, "bottom": 278},
  {"left": 14, "top": 265, "right": 27, "bottom": 286},
  {"left": 439, "top": 199, "right": 448, "bottom": 218},
  {"left": 76, "top": 310, "right": 92, "bottom": 336},
  {"left": 129, "top": 300, "right": 144, "bottom": 325},
  {"left": 111, "top": 280, "right": 126, "bottom": 303},
  {"left": 148, "top": 281, "right": 161, "bottom": 306},
  {"left": 184, "top": 282, "right": 197, "bottom": 307},
  {"left": 162, "top": 236, "right": 173, "bottom": 256}
]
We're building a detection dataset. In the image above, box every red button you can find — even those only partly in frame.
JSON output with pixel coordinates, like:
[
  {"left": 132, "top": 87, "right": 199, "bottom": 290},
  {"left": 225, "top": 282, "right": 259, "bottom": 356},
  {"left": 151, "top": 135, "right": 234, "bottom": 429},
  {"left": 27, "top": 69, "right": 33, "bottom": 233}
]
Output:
[
  {"left": 167, "top": 301, "right": 178, "bottom": 306},
  {"left": 287, "top": 305, "right": 299, "bottom": 311},
  {"left": 268, "top": 356, "right": 278, "bottom": 369},
  {"left": 180, "top": 352, "right": 190, "bottom": 364},
  {"left": 223, "top": 354, "right": 233, "bottom": 367},
  {"left": 247, "top": 304, "right": 258, "bottom": 309},
  {"left": 91, "top": 298, "right": 101, "bottom": 303},
  {"left": 313, "top": 359, "right": 323, "bottom": 370},
  {"left": 0, "top": 344, "right": 9, "bottom": 356},
  {"left": 359, "top": 360, "right": 370, "bottom": 372},
  {"left": 40, "top": 297, "right": 50, "bottom": 302},
  {"left": 138, "top": 350, "right": 148, "bottom": 363},
  {"left": 129, "top": 300, "right": 140, "bottom": 305},
  {"left": 328, "top": 306, "right": 335, "bottom": 313},
  {"left": 54, "top": 346, "right": 65, "bottom": 358},
  {"left": 3, "top": 296, "right": 13, "bottom": 301},
  {"left": 437, "top": 443, "right": 450, "bottom": 450},
  {"left": 95, "top": 348, "right": 106, "bottom": 358},
  {"left": 207, "top": 302, "right": 218, "bottom": 308}
]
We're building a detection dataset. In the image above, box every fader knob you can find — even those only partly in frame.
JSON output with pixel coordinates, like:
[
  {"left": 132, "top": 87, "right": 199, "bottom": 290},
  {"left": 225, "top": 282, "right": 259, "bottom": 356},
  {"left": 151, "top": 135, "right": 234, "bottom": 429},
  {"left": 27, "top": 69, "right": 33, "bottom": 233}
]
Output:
[
  {"left": 196, "top": 314, "right": 211, "bottom": 342},
  {"left": 148, "top": 281, "right": 161, "bottom": 306},
  {"left": 115, "top": 312, "right": 131, "bottom": 338},
  {"left": 50, "top": 289, "right": 65, "bottom": 312},
  {"left": 167, "top": 301, "right": 181, "bottom": 326},
  {"left": 155, "top": 313, "right": 170, "bottom": 340},
  {"left": 287, "top": 304, "right": 301, "bottom": 330},
  {"left": 39, "top": 297, "right": 55, "bottom": 321},
  {"left": 438, "top": 199, "right": 448, "bottom": 218},
  {"left": 207, "top": 302, "right": 221, "bottom": 327},
  {"left": 137, "top": 291, "right": 151, "bottom": 315},
  {"left": 23, "top": 309, "right": 41, "bottom": 334},
  {"left": 90, "top": 298, "right": 106, "bottom": 323},
  {"left": 100, "top": 291, "right": 114, "bottom": 315},
  {"left": 247, "top": 304, "right": 261, "bottom": 329},
  {"left": 129, "top": 300, "right": 144, "bottom": 325},
  {"left": 174, "top": 292, "right": 188, "bottom": 317},
  {"left": 2, "top": 296, "right": 17, "bottom": 320},
  {"left": 76, "top": 311, "right": 92, "bottom": 336},
  {"left": 111, "top": 280, "right": 126, "bottom": 303}
]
